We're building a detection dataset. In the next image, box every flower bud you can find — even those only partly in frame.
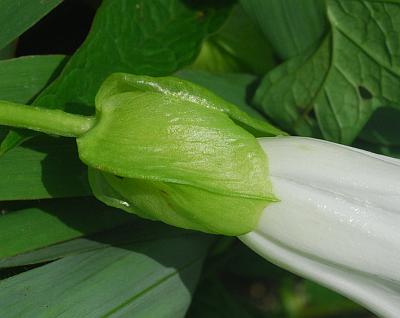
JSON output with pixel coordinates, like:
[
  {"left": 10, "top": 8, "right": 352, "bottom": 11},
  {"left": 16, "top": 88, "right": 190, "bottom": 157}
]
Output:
[
  {"left": 241, "top": 137, "right": 400, "bottom": 318},
  {"left": 77, "top": 73, "right": 282, "bottom": 235}
]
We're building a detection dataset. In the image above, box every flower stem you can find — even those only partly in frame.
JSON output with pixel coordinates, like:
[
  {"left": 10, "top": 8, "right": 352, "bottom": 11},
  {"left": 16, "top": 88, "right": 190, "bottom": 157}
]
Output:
[{"left": 0, "top": 100, "right": 96, "bottom": 137}]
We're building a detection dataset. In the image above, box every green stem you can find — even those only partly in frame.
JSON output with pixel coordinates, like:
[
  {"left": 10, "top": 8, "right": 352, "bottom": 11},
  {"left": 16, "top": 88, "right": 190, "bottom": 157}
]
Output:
[{"left": 0, "top": 100, "right": 96, "bottom": 137}]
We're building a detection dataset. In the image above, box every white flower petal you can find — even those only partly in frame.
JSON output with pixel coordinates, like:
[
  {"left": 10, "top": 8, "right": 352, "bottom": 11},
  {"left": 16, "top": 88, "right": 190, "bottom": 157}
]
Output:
[{"left": 241, "top": 137, "right": 400, "bottom": 318}]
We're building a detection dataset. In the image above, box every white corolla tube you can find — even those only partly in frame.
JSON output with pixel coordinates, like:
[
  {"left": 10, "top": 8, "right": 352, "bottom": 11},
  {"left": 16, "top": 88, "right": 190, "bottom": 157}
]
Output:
[{"left": 240, "top": 137, "right": 400, "bottom": 318}]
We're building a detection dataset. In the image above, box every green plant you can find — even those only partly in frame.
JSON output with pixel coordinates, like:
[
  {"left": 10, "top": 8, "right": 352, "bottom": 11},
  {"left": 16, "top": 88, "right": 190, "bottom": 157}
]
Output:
[{"left": 0, "top": 1, "right": 399, "bottom": 317}]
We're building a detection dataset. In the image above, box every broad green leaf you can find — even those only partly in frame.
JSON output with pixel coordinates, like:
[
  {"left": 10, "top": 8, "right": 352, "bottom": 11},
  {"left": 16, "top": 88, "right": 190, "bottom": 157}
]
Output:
[
  {"left": 190, "top": 41, "right": 244, "bottom": 76},
  {"left": 240, "top": 0, "right": 327, "bottom": 59},
  {"left": 0, "top": 0, "right": 231, "bottom": 154},
  {"left": 255, "top": 0, "right": 400, "bottom": 144},
  {"left": 0, "top": 136, "right": 89, "bottom": 200},
  {"left": 0, "top": 197, "right": 135, "bottom": 260},
  {"left": 0, "top": 221, "right": 178, "bottom": 268},
  {"left": 191, "top": 5, "right": 276, "bottom": 75},
  {"left": 255, "top": 36, "right": 330, "bottom": 138},
  {"left": 176, "top": 70, "right": 263, "bottom": 120},
  {"left": 0, "top": 55, "right": 66, "bottom": 153},
  {"left": 0, "top": 55, "right": 66, "bottom": 104},
  {"left": 0, "top": 0, "right": 62, "bottom": 50},
  {"left": 1, "top": 237, "right": 105, "bottom": 269},
  {"left": 0, "top": 227, "right": 212, "bottom": 318}
]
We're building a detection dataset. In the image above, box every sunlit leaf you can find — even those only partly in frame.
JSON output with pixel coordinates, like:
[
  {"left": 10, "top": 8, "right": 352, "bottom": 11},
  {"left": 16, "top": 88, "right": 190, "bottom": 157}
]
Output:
[
  {"left": 0, "top": 225, "right": 212, "bottom": 318},
  {"left": 0, "top": 197, "right": 135, "bottom": 260}
]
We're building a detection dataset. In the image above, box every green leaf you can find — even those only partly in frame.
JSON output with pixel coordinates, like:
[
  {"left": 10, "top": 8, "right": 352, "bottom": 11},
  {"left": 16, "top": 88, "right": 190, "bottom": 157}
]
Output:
[
  {"left": 0, "top": 0, "right": 231, "bottom": 154},
  {"left": 0, "top": 226, "right": 212, "bottom": 318},
  {"left": 0, "top": 0, "right": 62, "bottom": 50},
  {"left": 0, "top": 55, "right": 66, "bottom": 151},
  {"left": 0, "top": 136, "right": 89, "bottom": 200},
  {"left": 1, "top": 237, "right": 103, "bottom": 269},
  {"left": 190, "top": 5, "right": 276, "bottom": 75},
  {"left": 0, "top": 221, "right": 178, "bottom": 268},
  {"left": 0, "top": 197, "right": 135, "bottom": 260},
  {"left": 255, "top": 0, "right": 400, "bottom": 144},
  {"left": 0, "top": 55, "right": 66, "bottom": 104},
  {"left": 255, "top": 36, "right": 331, "bottom": 138},
  {"left": 240, "top": 0, "right": 327, "bottom": 59}
]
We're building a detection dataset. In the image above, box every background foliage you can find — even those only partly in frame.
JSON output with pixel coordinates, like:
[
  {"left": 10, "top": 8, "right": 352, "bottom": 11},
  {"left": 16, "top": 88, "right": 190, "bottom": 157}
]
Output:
[{"left": 1, "top": 0, "right": 395, "bottom": 317}]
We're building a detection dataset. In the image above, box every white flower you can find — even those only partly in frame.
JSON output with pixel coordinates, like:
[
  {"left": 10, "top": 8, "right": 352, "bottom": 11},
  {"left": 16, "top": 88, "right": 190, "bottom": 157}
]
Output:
[{"left": 240, "top": 137, "right": 400, "bottom": 318}]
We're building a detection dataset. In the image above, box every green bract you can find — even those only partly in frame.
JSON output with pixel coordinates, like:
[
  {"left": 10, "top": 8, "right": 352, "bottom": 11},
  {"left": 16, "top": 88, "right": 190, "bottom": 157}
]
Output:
[
  {"left": 0, "top": 73, "right": 282, "bottom": 235},
  {"left": 77, "top": 73, "right": 279, "bottom": 235}
]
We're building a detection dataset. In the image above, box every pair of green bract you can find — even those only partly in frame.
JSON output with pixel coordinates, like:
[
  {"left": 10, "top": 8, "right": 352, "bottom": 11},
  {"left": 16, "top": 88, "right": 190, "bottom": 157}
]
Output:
[{"left": 0, "top": 73, "right": 284, "bottom": 235}]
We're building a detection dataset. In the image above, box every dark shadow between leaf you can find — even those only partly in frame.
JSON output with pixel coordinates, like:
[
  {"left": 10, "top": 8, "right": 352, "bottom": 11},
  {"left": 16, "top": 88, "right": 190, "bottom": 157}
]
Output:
[
  {"left": 28, "top": 135, "right": 92, "bottom": 198},
  {"left": 17, "top": 197, "right": 214, "bottom": 301},
  {"left": 5, "top": 134, "right": 215, "bottom": 301},
  {"left": 64, "top": 101, "right": 96, "bottom": 116}
]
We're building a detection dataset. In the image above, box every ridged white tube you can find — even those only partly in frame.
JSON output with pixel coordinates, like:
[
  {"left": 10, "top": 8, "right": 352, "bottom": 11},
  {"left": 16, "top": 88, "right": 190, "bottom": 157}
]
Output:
[{"left": 240, "top": 137, "right": 400, "bottom": 318}]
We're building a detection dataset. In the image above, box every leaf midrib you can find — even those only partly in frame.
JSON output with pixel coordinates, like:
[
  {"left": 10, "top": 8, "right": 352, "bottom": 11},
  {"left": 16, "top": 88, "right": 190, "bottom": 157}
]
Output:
[{"left": 101, "top": 256, "right": 203, "bottom": 317}]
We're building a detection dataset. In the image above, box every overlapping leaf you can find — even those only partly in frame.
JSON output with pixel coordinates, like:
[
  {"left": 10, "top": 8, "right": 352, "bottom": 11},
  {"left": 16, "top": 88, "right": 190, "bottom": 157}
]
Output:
[
  {"left": 0, "top": 0, "right": 62, "bottom": 50},
  {"left": 0, "top": 55, "right": 65, "bottom": 146},
  {"left": 0, "top": 55, "right": 65, "bottom": 104},
  {"left": 240, "top": 0, "right": 327, "bottom": 59},
  {"left": 0, "top": 137, "right": 89, "bottom": 200},
  {"left": 255, "top": 0, "right": 400, "bottom": 144},
  {"left": 190, "top": 5, "right": 275, "bottom": 75},
  {"left": 0, "top": 198, "right": 135, "bottom": 260},
  {"left": 0, "top": 222, "right": 212, "bottom": 318},
  {"left": 0, "top": 0, "right": 231, "bottom": 154}
]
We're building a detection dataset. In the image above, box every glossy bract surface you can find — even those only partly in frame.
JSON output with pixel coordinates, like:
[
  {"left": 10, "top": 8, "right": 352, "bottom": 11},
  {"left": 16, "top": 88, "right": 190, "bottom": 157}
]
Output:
[{"left": 78, "top": 73, "right": 280, "bottom": 235}]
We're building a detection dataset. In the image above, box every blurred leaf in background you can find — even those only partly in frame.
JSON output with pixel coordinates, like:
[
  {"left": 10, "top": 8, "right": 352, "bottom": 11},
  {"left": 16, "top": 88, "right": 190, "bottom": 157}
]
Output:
[
  {"left": 0, "top": 1, "right": 232, "bottom": 317},
  {"left": 240, "top": 0, "right": 327, "bottom": 60},
  {"left": 190, "top": 4, "right": 276, "bottom": 75},
  {"left": 187, "top": 241, "right": 376, "bottom": 318},
  {"left": 0, "top": 221, "right": 212, "bottom": 318},
  {"left": 177, "top": 70, "right": 262, "bottom": 119},
  {"left": 0, "top": 1, "right": 395, "bottom": 317}
]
